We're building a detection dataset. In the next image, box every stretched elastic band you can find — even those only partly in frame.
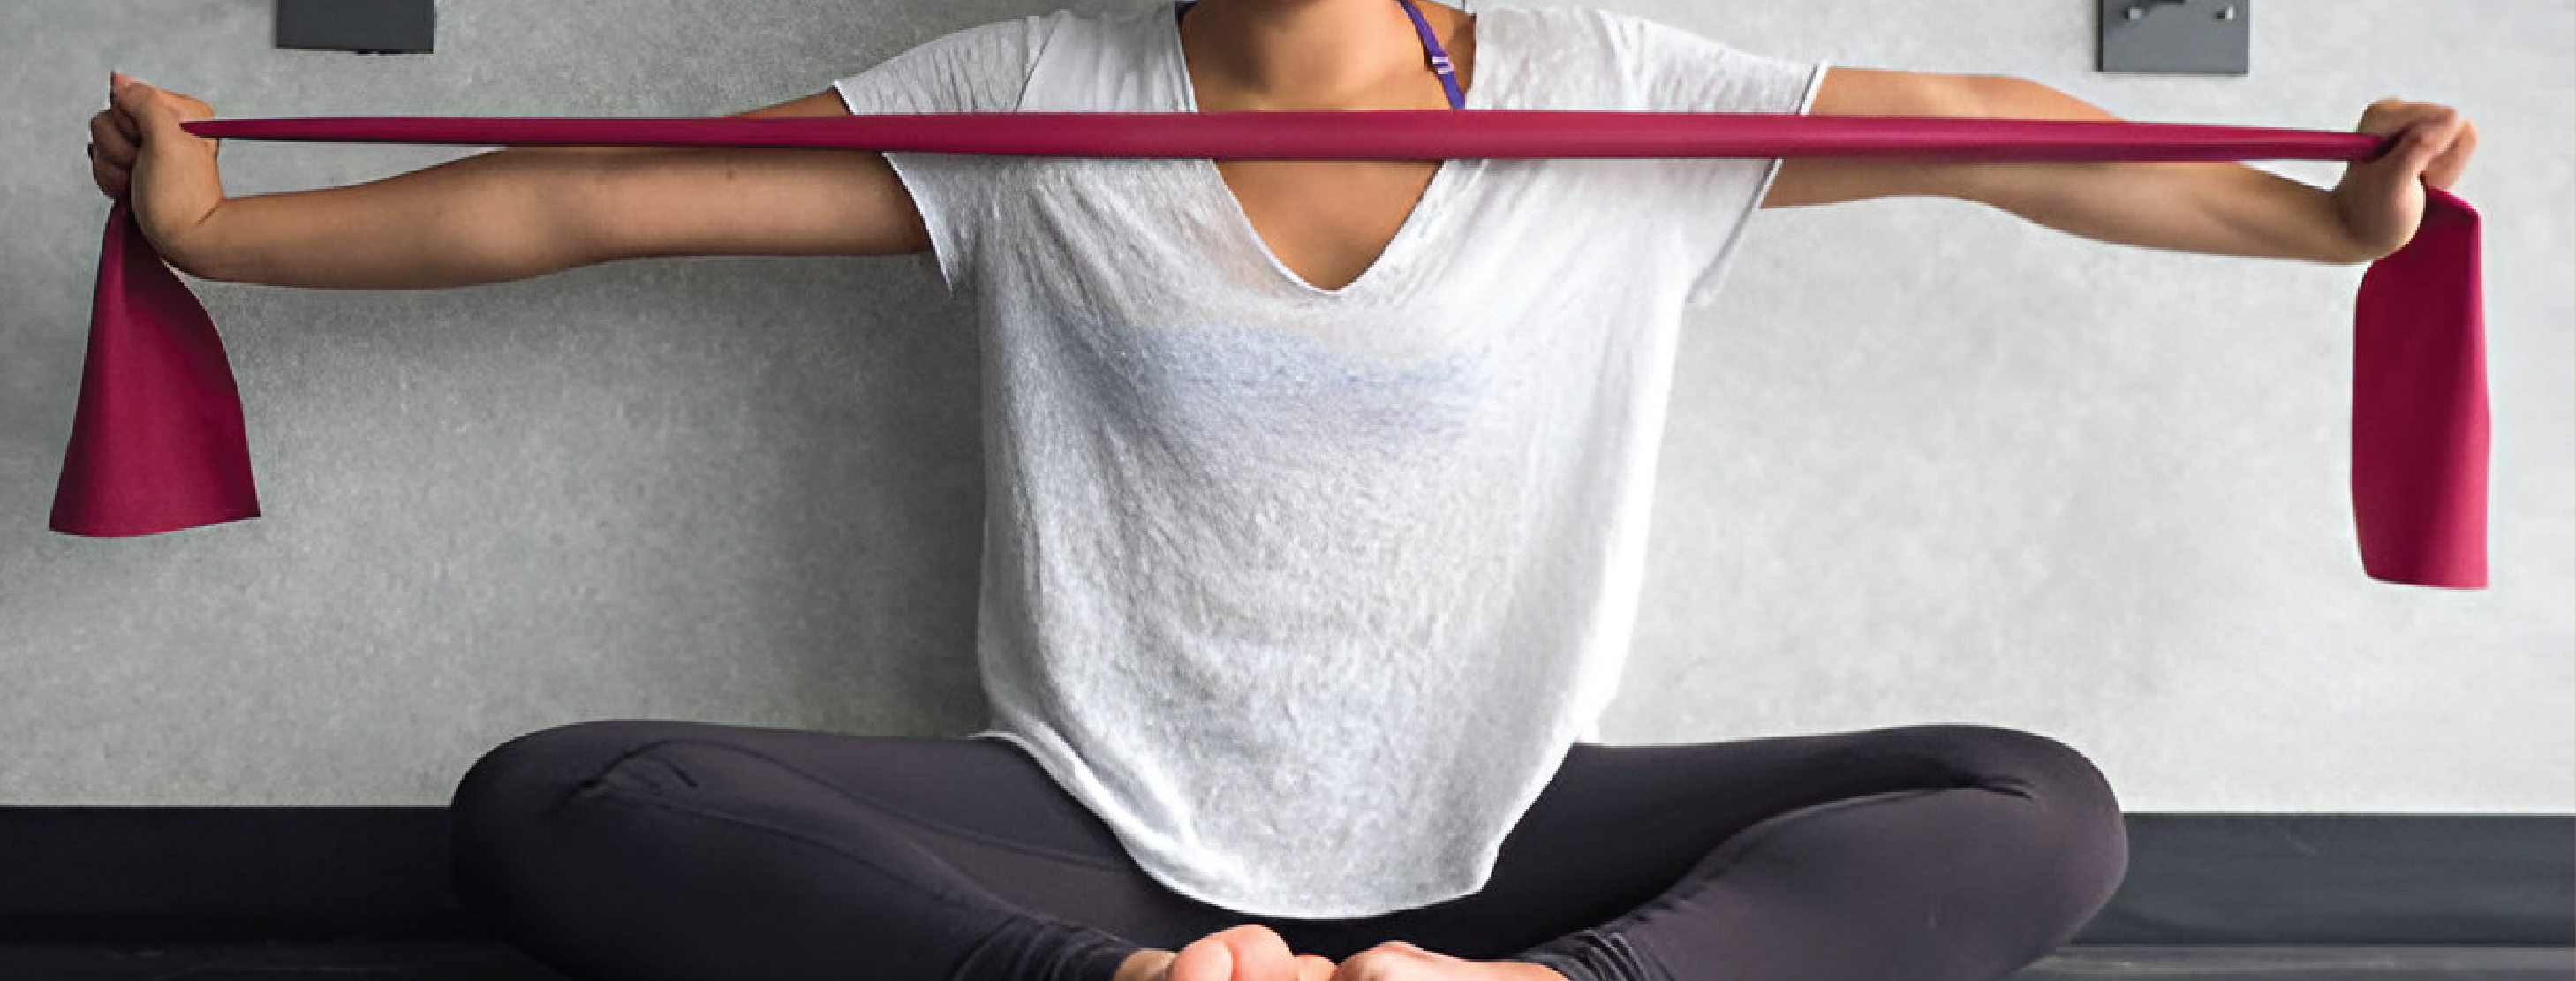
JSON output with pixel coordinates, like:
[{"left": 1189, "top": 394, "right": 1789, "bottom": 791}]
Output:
[{"left": 53, "top": 110, "right": 2487, "bottom": 588}]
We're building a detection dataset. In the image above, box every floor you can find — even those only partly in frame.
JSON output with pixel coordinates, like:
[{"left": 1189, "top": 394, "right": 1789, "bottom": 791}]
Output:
[{"left": 0, "top": 943, "right": 2566, "bottom": 980}]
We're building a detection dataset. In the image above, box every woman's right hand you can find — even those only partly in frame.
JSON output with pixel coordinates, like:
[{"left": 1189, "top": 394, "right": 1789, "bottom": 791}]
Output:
[{"left": 89, "top": 72, "right": 228, "bottom": 263}]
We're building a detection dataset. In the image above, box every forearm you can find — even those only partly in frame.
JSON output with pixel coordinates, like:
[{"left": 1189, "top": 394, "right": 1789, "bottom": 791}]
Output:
[
  {"left": 181, "top": 146, "right": 624, "bottom": 288},
  {"left": 1959, "top": 78, "right": 2376, "bottom": 265}
]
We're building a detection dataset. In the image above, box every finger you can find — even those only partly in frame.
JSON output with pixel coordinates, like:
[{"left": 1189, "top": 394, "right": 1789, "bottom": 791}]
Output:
[
  {"left": 105, "top": 73, "right": 145, "bottom": 149},
  {"left": 2432, "top": 112, "right": 2471, "bottom": 155},
  {"left": 2360, "top": 97, "right": 2398, "bottom": 123},
  {"left": 2366, "top": 118, "right": 2436, "bottom": 171},
  {"left": 2388, "top": 124, "right": 2430, "bottom": 162},
  {"left": 94, "top": 158, "right": 129, "bottom": 198},
  {"left": 92, "top": 142, "right": 129, "bottom": 180},
  {"left": 2359, "top": 97, "right": 2418, "bottom": 135},
  {"left": 2408, "top": 109, "right": 2463, "bottom": 147},
  {"left": 2384, "top": 110, "right": 2438, "bottom": 143},
  {"left": 2361, "top": 114, "right": 2434, "bottom": 158},
  {"left": 110, "top": 79, "right": 159, "bottom": 134},
  {"left": 2405, "top": 123, "right": 2451, "bottom": 170},
  {"left": 1294, "top": 955, "right": 1336, "bottom": 981},
  {"left": 2424, "top": 120, "right": 2476, "bottom": 189},
  {"left": 90, "top": 112, "right": 137, "bottom": 163},
  {"left": 103, "top": 87, "right": 144, "bottom": 145}
]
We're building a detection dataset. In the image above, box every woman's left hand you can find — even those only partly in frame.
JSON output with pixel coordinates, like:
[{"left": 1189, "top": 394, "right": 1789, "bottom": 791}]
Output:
[{"left": 2331, "top": 98, "right": 2479, "bottom": 261}]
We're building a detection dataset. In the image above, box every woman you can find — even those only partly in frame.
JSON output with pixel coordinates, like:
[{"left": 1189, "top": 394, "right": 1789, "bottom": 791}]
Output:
[{"left": 87, "top": 0, "right": 2476, "bottom": 978}]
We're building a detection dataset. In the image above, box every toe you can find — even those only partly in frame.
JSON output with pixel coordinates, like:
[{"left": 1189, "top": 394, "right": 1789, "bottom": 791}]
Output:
[
  {"left": 1295, "top": 953, "right": 1338, "bottom": 981},
  {"left": 1216, "top": 924, "right": 1301, "bottom": 981},
  {"left": 1168, "top": 932, "right": 1235, "bottom": 981}
]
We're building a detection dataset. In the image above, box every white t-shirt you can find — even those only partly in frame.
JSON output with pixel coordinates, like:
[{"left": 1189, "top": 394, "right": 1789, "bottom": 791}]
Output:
[{"left": 832, "top": 1, "right": 1828, "bottom": 918}]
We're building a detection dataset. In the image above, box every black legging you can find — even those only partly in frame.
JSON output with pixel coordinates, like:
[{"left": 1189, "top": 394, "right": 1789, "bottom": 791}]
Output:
[{"left": 449, "top": 719, "right": 2127, "bottom": 981}]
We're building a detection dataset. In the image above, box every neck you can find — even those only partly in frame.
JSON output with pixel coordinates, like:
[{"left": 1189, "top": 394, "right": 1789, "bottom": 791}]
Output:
[{"left": 1182, "top": 0, "right": 1457, "bottom": 107}]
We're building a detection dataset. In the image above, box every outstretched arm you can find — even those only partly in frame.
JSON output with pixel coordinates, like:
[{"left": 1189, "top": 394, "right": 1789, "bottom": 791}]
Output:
[{"left": 1761, "top": 68, "right": 2479, "bottom": 266}]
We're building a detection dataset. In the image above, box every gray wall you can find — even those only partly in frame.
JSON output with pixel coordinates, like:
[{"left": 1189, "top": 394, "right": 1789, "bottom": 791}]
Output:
[{"left": 4, "top": 0, "right": 2567, "bottom": 811}]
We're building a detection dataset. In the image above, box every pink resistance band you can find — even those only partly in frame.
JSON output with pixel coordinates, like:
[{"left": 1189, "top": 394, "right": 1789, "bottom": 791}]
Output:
[{"left": 56, "top": 111, "right": 2488, "bottom": 588}]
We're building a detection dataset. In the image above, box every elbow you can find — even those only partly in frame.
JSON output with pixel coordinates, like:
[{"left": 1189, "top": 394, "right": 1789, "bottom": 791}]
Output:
[{"left": 167, "top": 246, "right": 233, "bottom": 283}]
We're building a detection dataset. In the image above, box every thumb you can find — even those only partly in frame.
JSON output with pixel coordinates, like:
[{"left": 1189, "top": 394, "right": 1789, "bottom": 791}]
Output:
[
  {"left": 112, "top": 77, "right": 217, "bottom": 149},
  {"left": 2375, "top": 124, "right": 2441, "bottom": 175}
]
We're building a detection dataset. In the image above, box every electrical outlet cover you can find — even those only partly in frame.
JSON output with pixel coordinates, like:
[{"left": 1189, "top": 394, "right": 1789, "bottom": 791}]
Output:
[
  {"left": 2099, "top": 0, "right": 2248, "bottom": 75},
  {"left": 276, "top": 0, "right": 435, "bottom": 55}
]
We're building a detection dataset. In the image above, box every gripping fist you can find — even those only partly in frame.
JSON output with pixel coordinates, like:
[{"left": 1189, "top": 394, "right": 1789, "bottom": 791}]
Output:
[
  {"left": 2331, "top": 98, "right": 2478, "bottom": 262},
  {"left": 88, "top": 72, "right": 227, "bottom": 262}
]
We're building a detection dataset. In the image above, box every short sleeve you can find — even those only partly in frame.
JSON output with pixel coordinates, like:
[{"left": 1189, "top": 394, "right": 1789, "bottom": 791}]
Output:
[
  {"left": 1606, "top": 12, "right": 1830, "bottom": 310},
  {"left": 830, "top": 17, "right": 1046, "bottom": 294}
]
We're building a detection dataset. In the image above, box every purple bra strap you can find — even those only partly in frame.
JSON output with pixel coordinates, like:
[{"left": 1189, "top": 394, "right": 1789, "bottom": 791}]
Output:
[
  {"left": 1393, "top": 0, "right": 1468, "bottom": 109},
  {"left": 1177, "top": 0, "right": 1466, "bottom": 109}
]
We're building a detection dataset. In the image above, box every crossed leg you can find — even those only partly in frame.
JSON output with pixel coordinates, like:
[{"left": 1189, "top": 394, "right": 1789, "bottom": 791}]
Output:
[{"left": 449, "top": 720, "right": 2125, "bottom": 981}]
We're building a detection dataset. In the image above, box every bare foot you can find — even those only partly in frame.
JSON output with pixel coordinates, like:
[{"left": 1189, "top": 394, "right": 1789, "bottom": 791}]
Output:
[
  {"left": 1322, "top": 941, "right": 1569, "bottom": 981},
  {"left": 1111, "top": 927, "right": 1568, "bottom": 981},
  {"left": 1116, "top": 924, "right": 1337, "bottom": 981}
]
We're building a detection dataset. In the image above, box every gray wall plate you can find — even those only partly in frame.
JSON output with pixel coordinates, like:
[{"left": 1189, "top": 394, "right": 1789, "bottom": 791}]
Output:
[
  {"left": 276, "top": 0, "right": 436, "bottom": 55},
  {"left": 2100, "top": 0, "right": 2249, "bottom": 75}
]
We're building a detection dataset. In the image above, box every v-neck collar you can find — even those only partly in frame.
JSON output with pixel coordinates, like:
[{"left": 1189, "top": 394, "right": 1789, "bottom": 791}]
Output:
[{"left": 1165, "top": 1, "right": 1504, "bottom": 300}]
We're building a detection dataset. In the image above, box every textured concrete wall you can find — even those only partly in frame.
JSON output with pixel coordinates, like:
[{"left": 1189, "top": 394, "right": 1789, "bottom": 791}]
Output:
[{"left": 4, "top": 0, "right": 2567, "bottom": 810}]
